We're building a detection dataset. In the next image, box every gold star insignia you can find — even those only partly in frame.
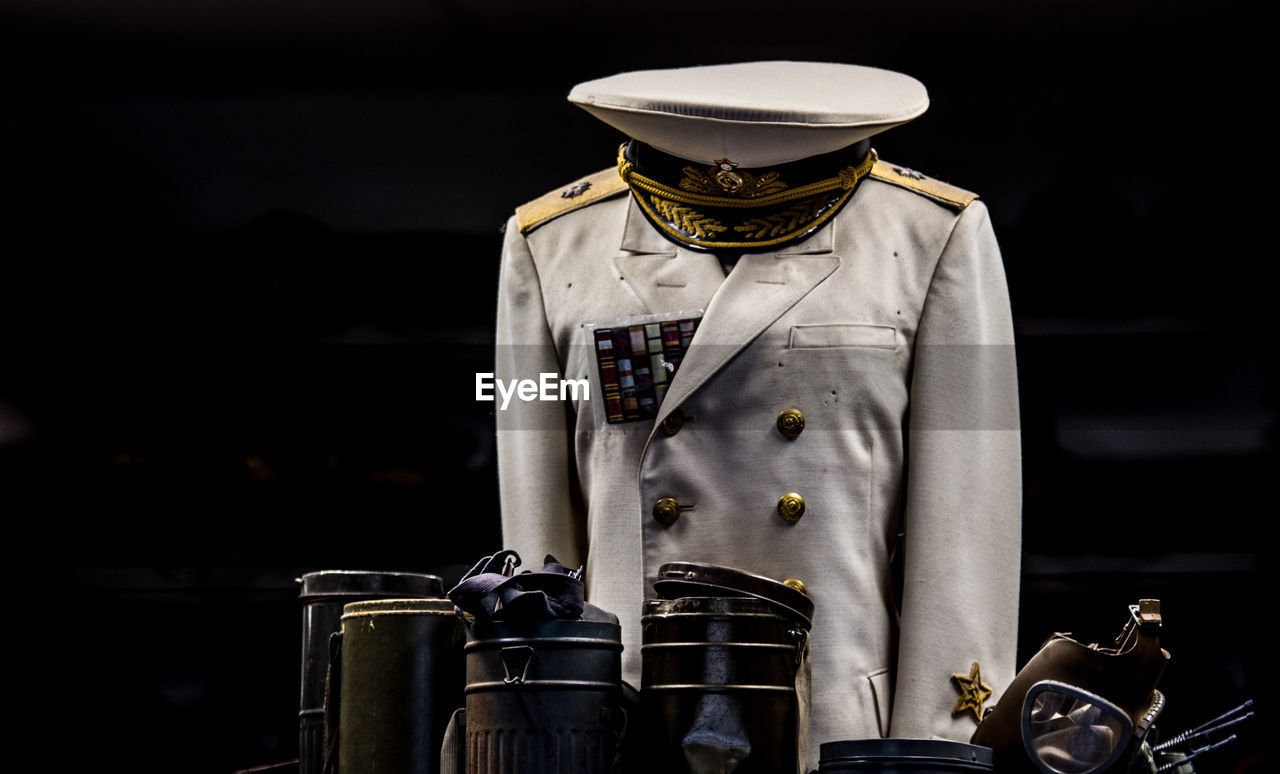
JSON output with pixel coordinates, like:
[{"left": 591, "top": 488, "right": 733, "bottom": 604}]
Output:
[{"left": 952, "top": 661, "right": 992, "bottom": 723}]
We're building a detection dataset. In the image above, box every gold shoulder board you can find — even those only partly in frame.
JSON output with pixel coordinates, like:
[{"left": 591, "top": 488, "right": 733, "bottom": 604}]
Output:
[
  {"left": 869, "top": 159, "right": 978, "bottom": 210},
  {"left": 515, "top": 167, "right": 629, "bottom": 234}
]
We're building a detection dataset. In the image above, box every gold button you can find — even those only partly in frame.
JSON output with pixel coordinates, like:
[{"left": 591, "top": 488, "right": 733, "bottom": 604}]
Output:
[
  {"left": 653, "top": 497, "right": 683, "bottom": 525},
  {"left": 783, "top": 578, "right": 808, "bottom": 595},
  {"left": 777, "top": 492, "right": 806, "bottom": 523},
  {"left": 776, "top": 408, "right": 805, "bottom": 439},
  {"left": 660, "top": 409, "right": 685, "bottom": 437}
]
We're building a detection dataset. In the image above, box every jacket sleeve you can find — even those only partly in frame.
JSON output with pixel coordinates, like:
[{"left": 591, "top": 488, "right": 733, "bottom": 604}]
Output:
[
  {"left": 494, "top": 217, "right": 587, "bottom": 568},
  {"left": 889, "top": 201, "right": 1022, "bottom": 740}
]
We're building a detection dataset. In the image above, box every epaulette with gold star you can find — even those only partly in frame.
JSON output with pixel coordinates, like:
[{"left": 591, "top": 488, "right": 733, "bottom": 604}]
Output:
[
  {"left": 515, "top": 167, "right": 629, "bottom": 234},
  {"left": 869, "top": 159, "right": 979, "bottom": 210}
]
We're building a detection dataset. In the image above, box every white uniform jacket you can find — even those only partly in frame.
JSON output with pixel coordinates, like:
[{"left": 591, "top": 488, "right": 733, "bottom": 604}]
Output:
[{"left": 494, "top": 161, "right": 1022, "bottom": 756}]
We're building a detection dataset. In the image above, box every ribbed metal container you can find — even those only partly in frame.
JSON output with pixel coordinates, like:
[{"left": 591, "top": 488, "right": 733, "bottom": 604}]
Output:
[
  {"left": 298, "top": 570, "right": 445, "bottom": 774},
  {"left": 337, "top": 597, "right": 465, "bottom": 774},
  {"left": 641, "top": 596, "right": 811, "bottom": 774},
  {"left": 463, "top": 619, "right": 624, "bottom": 774}
]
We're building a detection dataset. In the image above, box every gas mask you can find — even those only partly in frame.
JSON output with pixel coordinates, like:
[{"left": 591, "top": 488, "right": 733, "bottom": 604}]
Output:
[{"left": 972, "top": 600, "right": 1170, "bottom": 774}]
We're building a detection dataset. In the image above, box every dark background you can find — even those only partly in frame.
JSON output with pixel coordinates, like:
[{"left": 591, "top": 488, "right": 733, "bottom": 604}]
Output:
[{"left": 2, "top": 2, "right": 1274, "bottom": 772}]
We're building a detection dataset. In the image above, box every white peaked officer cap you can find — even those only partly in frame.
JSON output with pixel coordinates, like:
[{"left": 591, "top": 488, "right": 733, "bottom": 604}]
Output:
[{"left": 568, "top": 61, "right": 928, "bottom": 168}]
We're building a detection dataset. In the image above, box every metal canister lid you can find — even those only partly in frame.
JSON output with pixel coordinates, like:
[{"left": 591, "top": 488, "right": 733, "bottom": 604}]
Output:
[
  {"left": 297, "top": 570, "right": 445, "bottom": 601},
  {"left": 340, "top": 598, "right": 457, "bottom": 618},
  {"left": 819, "top": 739, "right": 993, "bottom": 770},
  {"left": 652, "top": 561, "right": 814, "bottom": 629}
]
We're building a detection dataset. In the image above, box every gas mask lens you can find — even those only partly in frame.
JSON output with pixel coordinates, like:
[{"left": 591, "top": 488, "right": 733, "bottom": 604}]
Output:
[{"left": 1021, "top": 681, "right": 1133, "bottom": 774}]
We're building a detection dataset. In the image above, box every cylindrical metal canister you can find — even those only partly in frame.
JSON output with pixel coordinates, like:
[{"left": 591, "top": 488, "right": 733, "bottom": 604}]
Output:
[
  {"left": 298, "top": 571, "right": 445, "bottom": 774},
  {"left": 337, "top": 598, "right": 466, "bottom": 774},
  {"left": 463, "top": 619, "right": 624, "bottom": 774},
  {"left": 816, "top": 739, "right": 993, "bottom": 774},
  {"left": 640, "top": 596, "right": 811, "bottom": 774}
]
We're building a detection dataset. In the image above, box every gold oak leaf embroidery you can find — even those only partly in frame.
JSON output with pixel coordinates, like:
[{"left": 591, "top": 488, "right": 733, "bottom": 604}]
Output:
[
  {"left": 651, "top": 196, "right": 728, "bottom": 239},
  {"left": 733, "top": 197, "right": 828, "bottom": 239},
  {"left": 952, "top": 661, "right": 992, "bottom": 723}
]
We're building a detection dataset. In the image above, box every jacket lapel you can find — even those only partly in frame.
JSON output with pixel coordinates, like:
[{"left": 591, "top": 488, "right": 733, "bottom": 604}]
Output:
[
  {"left": 653, "top": 221, "right": 840, "bottom": 426},
  {"left": 614, "top": 198, "right": 726, "bottom": 316},
  {"left": 612, "top": 194, "right": 842, "bottom": 432}
]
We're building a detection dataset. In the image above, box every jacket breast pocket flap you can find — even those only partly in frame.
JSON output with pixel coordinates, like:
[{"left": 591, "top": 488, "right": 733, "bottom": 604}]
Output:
[{"left": 789, "top": 323, "right": 897, "bottom": 350}]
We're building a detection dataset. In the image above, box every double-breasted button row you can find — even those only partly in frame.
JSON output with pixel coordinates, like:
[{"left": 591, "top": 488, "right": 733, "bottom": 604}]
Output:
[
  {"left": 660, "top": 409, "right": 686, "bottom": 437},
  {"left": 776, "top": 408, "right": 806, "bottom": 522},
  {"left": 651, "top": 407, "right": 808, "bottom": 525},
  {"left": 650, "top": 491, "right": 806, "bottom": 525},
  {"left": 652, "top": 497, "right": 689, "bottom": 525},
  {"left": 659, "top": 407, "right": 804, "bottom": 438},
  {"left": 777, "top": 492, "right": 806, "bottom": 522},
  {"left": 776, "top": 408, "right": 805, "bottom": 438},
  {"left": 783, "top": 578, "right": 808, "bottom": 595}
]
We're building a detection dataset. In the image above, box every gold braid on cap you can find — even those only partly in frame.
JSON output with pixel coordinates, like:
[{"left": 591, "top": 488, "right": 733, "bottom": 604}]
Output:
[{"left": 617, "top": 144, "right": 877, "bottom": 251}]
